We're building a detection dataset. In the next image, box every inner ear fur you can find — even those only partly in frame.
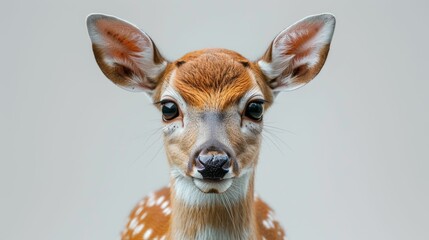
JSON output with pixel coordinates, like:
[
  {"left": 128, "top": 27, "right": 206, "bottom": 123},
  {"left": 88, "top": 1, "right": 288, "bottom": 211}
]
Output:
[
  {"left": 86, "top": 14, "right": 167, "bottom": 93},
  {"left": 258, "top": 13, "right": 336, "bottom": 92}
]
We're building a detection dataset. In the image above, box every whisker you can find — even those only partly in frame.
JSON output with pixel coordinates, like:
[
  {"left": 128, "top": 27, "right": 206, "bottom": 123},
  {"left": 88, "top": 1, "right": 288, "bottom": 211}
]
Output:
[
  {"left": 142, "top": 144, "right": 164, "bottom": 169},
  {"left": 128, "top": 123, "right": 163, "bottom": 143},
  {"left": 263, "top": 123, "right": 296, "bottom": 135},
  {"left": 262, "top": 132, "right": 286, "bottom": 155},
  {"left": 127, "top": 134, "right": 163, "bottom": 169},
  {"left": 263, "top": 128, "right": 293, "bottom": 152}
]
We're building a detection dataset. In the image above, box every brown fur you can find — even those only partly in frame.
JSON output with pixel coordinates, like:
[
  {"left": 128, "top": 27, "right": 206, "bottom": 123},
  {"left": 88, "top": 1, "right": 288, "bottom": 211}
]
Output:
[
  {"left": 285, "top": 23, "right": 322, "bottom": 56},
  {"left": 280, "top": 44, "right": 331, "bottom": 87},
  {"left": 95, "top": 19, "right": 145, "bottom": 52},
  {"left": 173, "top": 49, "right": 254, "bottom": 110}
]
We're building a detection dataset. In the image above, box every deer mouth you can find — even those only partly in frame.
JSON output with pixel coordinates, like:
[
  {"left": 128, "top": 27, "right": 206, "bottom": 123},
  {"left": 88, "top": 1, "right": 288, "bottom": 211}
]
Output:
[{"left": 192, "top": 177, "right": 233, "bottom": 193}]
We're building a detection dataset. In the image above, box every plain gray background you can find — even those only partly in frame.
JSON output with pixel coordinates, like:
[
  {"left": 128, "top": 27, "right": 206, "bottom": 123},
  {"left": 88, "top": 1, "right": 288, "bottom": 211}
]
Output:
[{"left": 1, "top": 0, "right": 428, "bottom": 239}]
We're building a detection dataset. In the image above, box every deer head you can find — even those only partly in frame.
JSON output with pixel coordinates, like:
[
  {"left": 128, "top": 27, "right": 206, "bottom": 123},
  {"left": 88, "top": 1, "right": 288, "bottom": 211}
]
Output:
[{"left": 86, "top": 13, "right": 335, "bottom": 200}]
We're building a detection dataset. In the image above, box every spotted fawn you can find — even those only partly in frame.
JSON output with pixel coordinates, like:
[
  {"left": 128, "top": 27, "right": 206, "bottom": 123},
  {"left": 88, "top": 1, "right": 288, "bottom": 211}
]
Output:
[{"left": 86, "top": 13, "right": 335, "bottom": 240}]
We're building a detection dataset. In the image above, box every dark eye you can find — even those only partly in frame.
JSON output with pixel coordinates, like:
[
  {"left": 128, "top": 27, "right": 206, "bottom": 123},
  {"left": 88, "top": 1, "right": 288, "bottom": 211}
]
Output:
[
  {"left": 245, "top": 101, "right": 264, "bottom": 121},
  {"left": 161, "top": 101, "right": 179, "bottom": 121}
]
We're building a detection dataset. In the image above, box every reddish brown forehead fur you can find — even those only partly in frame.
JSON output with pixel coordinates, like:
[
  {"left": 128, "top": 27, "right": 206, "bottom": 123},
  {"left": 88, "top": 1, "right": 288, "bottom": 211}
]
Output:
[{"left": 173, "top": 49, "right": 254, "bottom": 110}]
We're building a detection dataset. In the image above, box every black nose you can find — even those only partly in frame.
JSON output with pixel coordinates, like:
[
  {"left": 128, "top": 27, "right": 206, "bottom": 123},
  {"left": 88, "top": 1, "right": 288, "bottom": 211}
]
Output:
[{"left": 196, "top": 149, "right": 230, "bottom": 180}]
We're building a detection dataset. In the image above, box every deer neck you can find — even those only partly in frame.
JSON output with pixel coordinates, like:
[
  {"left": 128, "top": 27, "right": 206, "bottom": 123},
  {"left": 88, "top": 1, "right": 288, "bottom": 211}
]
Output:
[{"left": 168, "top": 170, "right": 258, "bottom": 240}]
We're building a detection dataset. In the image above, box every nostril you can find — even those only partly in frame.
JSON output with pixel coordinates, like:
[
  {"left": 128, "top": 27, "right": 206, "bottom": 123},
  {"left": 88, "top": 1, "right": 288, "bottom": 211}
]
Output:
[
  {"left": 196, "top": 153, "right": 230, "bottom": 180},
  {"left": 195, "top": 154, "right": 212, "bottom": 170},
  {"left": 212, "top": 155, "right": 229, "bottom": 169},
  {"left": 198, "top": 154, "right": 214, "bottom": 164}
]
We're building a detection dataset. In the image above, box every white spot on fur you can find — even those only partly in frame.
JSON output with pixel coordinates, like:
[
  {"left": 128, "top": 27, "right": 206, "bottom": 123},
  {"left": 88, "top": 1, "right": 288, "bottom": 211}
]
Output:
[
  {"left": 262, "top": 220, "right": 271, "bottom": 229},
  {"left": 163, "top": 207, "right": 172, "bottom": 215},
  {"left": 132, "top": 223, "right": 144, "bottom": 236},
  {"left": 262, "top": 217, "right": 275, "bottom": 229},
  {"left": 128, "top": 217, "right": 138, "bottom": 230},
  {"left": 161, "top": 201, "right": 169, "bottom": 209},
  {"left": 135, "top": 206, "right": 143, "bottom": 215},
  {"left": 156, "top": 196, "right": 165, "bottom": 205},
  {"left": 147, "top": 193, "right": 156, "bottom": 207},
  {"left": 143, "top": 228, "right": 153, "bottom": 239}
]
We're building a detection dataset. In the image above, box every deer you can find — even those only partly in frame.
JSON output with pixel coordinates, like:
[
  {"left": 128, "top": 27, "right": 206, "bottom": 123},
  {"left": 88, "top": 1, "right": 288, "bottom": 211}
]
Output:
[{"left": 86, "top": 12, "right": 335, "bottom": 240}]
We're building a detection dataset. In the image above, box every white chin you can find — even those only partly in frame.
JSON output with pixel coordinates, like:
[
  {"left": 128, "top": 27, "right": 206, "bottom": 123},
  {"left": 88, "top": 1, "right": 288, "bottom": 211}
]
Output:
[{"left": 193, "top": 178, "right": 233, "bottom": 193}]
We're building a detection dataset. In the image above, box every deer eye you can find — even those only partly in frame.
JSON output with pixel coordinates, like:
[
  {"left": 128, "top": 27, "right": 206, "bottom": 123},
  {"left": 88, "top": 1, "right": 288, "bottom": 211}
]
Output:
[
  {"left": 161, "top": 101, "right": 179, "bottom": 121},
  {"left": 244, "top": 101, "right": 264, "bottom": 121}
]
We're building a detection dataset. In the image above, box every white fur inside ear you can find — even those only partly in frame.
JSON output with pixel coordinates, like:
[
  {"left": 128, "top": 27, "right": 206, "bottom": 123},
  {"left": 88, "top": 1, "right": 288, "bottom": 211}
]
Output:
[
  {"left": 86, "top": 14, "right": 167, "bottom": 92},
  {"left": 258, "top": 13, "right": 335, "bottom": 91},
  {"left": 258, "top": 55, "right": 293, "bottom": 81}
]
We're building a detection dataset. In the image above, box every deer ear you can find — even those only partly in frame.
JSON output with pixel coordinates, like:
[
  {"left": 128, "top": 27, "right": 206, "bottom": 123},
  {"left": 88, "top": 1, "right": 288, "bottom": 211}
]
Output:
[
  {"left": 258, "top": 13, "right": 335, "bottom": 92},
  {"left": 86, "top": 14, "right": 167, "bottom": 93}
]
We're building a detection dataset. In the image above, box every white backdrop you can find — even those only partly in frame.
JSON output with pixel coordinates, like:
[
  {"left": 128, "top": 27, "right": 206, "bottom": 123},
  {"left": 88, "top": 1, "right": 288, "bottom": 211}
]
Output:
[{"left": 1, "top": 0, "right": 428, "bottom": 239}]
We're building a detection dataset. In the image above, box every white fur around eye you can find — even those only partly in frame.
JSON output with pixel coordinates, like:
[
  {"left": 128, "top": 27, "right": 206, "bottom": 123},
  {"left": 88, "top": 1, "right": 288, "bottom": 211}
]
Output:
[
  {"left": 159, "top": 71, "right": 188, "bottom": 137},
  {"left": 160, "top": 71, "right": 187, "bottom": 112},
  {"left": 242, "top": 120, "right": 263, "bottom": 136},
  {"left": 163, "top": 122, "right": 181, "bottom": 136},
  {"left": 238, "top": 71, "right": 264, "bottom": 113}
]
